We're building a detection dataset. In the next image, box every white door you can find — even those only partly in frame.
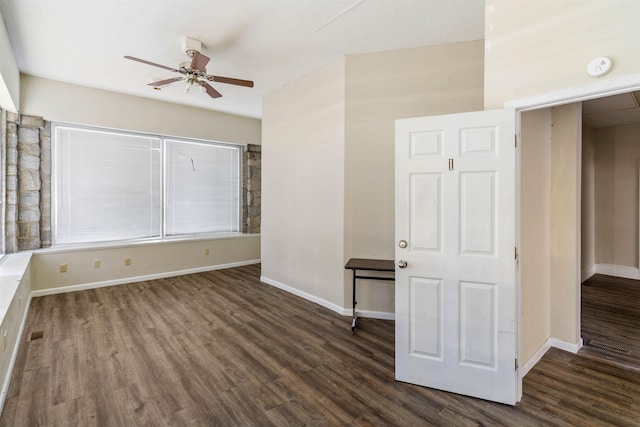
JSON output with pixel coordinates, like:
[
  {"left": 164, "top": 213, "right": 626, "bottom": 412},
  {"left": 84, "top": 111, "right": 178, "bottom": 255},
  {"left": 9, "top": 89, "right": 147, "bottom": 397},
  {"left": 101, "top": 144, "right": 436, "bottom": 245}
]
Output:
[{"left": 395, "top": 109, "right": 519, "bottom": 405}]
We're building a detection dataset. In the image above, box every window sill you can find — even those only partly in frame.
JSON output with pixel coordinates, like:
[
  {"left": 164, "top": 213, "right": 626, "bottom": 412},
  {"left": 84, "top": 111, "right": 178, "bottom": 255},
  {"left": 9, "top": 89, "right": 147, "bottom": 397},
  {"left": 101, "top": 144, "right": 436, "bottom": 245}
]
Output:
[{"left": 34, "top": 232, "right": 260, "bottom": 255}]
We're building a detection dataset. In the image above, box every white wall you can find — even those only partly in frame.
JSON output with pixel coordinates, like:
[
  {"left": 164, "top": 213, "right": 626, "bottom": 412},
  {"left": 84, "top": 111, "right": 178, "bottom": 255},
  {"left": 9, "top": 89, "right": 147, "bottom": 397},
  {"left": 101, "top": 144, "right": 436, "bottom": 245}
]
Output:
[
  {"left": 0, "top": 10, "right": 19, "bottom": 112},
  {"left": 485, "top": 0, "right": 640, "bottom": 109},
  {"left": 261, "top": 58, "right": 347, "bottom": 309},
  {"left": 20, "top": 75, "right": 261, "bottom": 145}
]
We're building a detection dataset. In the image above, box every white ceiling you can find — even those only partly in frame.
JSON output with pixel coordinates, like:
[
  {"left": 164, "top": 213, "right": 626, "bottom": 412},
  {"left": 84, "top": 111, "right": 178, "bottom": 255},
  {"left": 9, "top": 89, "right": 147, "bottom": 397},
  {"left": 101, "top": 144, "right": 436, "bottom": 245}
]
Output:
[{"left": 0, "top": 0, "right": 486, "bottom": 119}]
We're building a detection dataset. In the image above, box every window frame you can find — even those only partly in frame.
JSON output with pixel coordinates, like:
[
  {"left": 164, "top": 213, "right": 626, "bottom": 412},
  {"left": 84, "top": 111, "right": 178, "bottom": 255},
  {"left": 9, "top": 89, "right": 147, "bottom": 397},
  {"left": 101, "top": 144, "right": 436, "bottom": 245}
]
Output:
[{"left": 51, "top": 122, "right": 244, "bottom": 247}]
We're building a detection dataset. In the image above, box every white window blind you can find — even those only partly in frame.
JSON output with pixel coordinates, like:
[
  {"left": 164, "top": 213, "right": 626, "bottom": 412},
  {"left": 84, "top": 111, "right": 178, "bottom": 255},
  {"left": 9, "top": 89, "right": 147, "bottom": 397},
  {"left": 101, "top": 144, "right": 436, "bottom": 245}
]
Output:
[
  {"left": 54, "top": 126, "right": 162, "bottom": 244},
  {"left": 53, "top": 124, "right": 240, "bottom": 245},
  {"left": 165, "top": 139, "right": 240, "bottom": 236}
]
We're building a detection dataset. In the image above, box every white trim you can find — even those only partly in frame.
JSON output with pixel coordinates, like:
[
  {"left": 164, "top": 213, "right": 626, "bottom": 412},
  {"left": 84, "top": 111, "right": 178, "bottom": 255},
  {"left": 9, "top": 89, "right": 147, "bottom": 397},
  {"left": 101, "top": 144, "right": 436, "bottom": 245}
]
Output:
[
  {"left": 260, "top": 276, "right": 344, "bottom": 314},
  {"left": 260, "top": 276, "right": 395, "bottom": 320},
  {"left": 595, "top": 263, "right": 640, "bottom": 281},
  {"left": 36, "top": 232, "right": 259, "bottom": 256},
  {"left": 31, "top": 259, "right": 261, "bottom": 297},
  {"left": 0, "top": 294, "right": 32, "bottom": 415},
  {"left": 520, "top": 340, "right": 551, "bottom": 379},
  {"left": 581, "top": 264, "right": 597, "bottom": 282},
  {"left": 514, "top": 110, "right": 523, "bottom": 402},
  {"left": 506, "top": 73, "right": 640, "bottom": 111},
  {"left": 550, "top": 337, "right": 583, "bottom": 354}
]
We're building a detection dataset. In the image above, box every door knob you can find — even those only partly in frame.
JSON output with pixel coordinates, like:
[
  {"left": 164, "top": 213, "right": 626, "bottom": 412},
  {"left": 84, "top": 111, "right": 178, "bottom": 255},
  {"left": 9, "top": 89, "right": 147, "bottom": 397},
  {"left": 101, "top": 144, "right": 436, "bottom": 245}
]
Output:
[
  {"left": 398, "top": 240, "right": 407, "bottom": 248},
  {"left": 398, "top": 260, "right": 408, "bottom": 269}
]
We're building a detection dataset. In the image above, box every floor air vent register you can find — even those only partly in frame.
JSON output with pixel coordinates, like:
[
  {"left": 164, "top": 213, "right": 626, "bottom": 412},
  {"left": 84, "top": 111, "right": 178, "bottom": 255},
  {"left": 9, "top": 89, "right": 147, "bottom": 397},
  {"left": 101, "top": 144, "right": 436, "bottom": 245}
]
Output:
[{"left": 586, "top": 340, "right": 631, "bottom": 355}]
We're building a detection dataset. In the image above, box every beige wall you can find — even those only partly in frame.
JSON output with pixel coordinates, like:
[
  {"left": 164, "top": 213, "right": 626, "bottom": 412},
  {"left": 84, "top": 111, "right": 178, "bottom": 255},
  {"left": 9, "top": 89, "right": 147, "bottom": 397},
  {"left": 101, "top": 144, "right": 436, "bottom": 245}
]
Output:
[
  {"left": 31, "top": 235, "right": 260, "bottom": 291},
  {"left": 343, "top": 40, "right": 484, "bottom": 313},
  {"left": 594, "top": 127, "right": 615, "bottom": 266},
  {"left": 594, "top": 124, "right": 640, "bottom": 268},
  {"left": 15, "top": 75, "right": 263, "bottom": 293},
  {"left": 20, "top": 75, "right": 261, "bottom": 145},
  {"left": 262, "top": 41, "right": 484, "bottom": 315},
  {"left": 549, "top": 103, "right": 582, "bottom": 345},
  {"left": 520, "top": 109, "right": 552, "bottom": 363},
  {"left": 581, "top": 124, "right": 596, "bottom": 277},
  {"left": 261, "top": 58, "right": 347, "bottom": 308},
  {"left": 485, "top": 0, "right": 640, "bottom": 109}
]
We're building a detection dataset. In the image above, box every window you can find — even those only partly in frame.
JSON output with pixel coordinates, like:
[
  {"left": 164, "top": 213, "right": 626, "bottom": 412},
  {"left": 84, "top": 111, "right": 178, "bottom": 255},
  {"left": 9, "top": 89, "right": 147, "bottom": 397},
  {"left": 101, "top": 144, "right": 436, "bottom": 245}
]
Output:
[
  {"left": 53, "top": 124, "right": 241, "bottom": 245},
  {"left": 165, "top": 138, "right": 240, "bottom": 236}
]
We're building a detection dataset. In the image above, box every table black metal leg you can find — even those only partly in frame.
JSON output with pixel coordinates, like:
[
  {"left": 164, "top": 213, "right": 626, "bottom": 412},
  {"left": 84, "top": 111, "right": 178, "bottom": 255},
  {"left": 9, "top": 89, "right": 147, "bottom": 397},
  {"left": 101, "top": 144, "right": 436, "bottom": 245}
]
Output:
[{"left": 351, "top": 269, "right": 357, "bottom": 333}]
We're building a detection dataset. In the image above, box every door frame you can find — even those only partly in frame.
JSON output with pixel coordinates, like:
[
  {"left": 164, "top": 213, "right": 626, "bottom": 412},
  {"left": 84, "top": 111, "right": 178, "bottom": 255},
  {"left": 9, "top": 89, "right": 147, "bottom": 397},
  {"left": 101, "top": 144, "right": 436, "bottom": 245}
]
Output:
[{"left": 507, "top": 73, "right": 640, "bottom": 381}]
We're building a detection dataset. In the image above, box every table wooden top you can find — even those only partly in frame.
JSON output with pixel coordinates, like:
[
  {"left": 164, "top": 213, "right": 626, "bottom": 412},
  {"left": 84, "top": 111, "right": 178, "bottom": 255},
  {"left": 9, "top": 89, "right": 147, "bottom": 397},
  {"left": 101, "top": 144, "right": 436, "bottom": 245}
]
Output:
[{"left": 344, "top": 258, "right": 395, "bottom": 272}]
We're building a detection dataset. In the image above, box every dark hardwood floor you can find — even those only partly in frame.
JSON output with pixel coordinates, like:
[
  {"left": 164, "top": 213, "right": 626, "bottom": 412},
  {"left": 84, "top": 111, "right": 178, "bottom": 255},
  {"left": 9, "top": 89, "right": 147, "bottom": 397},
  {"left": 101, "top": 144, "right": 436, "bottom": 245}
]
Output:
[
  {"left": 581, "top": 274, "right": 640, "bottom": 370},
  {"left": 1, "top": 265, "right": 640, "bottom": 426}
]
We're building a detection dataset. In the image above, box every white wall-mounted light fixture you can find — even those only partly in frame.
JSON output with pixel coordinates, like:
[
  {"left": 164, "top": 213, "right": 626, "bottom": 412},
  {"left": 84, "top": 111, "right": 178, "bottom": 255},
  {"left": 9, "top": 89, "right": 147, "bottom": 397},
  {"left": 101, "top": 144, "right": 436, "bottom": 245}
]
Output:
[{"left": 586, "top": 57, "right": 613, "bottom": 77}]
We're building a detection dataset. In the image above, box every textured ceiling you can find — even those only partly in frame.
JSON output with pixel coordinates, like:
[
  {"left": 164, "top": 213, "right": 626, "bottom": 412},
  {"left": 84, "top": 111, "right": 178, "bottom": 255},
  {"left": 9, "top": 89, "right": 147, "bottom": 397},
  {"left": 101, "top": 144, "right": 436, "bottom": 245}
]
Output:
[{"left": 0, "top": 0, "right": 486, "bottom": 119}]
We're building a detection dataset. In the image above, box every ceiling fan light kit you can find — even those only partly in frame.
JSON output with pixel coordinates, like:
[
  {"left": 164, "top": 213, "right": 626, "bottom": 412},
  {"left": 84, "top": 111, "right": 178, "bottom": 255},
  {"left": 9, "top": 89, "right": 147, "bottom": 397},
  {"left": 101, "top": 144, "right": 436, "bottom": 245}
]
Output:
[{"left": 125, "top": 37, "right": 253, "bottom": 99}]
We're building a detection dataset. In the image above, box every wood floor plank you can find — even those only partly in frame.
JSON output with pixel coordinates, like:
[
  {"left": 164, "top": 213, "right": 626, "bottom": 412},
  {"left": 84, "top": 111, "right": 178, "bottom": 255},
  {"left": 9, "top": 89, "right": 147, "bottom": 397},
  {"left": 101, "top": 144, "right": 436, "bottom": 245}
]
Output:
[{"left": 2, "top": 265, "right": 640, "bottom": 425}]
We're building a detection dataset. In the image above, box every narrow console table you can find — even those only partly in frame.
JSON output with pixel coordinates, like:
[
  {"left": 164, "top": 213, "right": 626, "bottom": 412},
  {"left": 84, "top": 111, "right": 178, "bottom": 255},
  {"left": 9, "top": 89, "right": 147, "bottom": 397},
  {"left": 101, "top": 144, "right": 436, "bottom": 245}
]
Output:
[{"left": 344, "top": 258, "right": 395, "bottom": 333}]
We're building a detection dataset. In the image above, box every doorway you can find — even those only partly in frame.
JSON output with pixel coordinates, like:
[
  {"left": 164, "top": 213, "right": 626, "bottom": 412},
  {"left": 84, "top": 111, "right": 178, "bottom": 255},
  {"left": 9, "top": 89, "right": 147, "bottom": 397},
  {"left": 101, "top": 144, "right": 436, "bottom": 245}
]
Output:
[
  {"left": 513, "top": 74, "right": 640, "bottom": 376},
  {"left": 579, "top": 91, "right": 640, "bottom": 367}
]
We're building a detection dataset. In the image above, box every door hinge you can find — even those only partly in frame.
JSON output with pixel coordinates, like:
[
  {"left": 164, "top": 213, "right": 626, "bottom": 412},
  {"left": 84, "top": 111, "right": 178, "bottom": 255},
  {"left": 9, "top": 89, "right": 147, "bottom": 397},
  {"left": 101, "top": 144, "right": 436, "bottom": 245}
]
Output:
[
  {"left": 515, "top": 358, "right": 518, "bottom": 370},
  {"left": 514, "top": 246, "right": 518, "bottom": 260},
  {"left": 515, "top": 134, "right": 518, "bottom": 148}
]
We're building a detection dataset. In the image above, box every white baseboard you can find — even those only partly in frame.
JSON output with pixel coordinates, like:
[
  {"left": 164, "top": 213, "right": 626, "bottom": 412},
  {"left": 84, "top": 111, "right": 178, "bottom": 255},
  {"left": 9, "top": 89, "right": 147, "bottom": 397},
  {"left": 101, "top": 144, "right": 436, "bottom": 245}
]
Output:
[
  {"left": 520, "top": 337, "right": 583, "bottom": 379},
  {"left": 581, "top": 264, "right": 597, "bottom": 282},
  {"left": 354, "top": 310, "right": 395, "bottom": 321},
  {"left": 550, "top": 337, "right": 583, "bottom": 353},
  {"left": 31, "top": 259, "right": 261, "bottom": 297},
  {"left": 520, "top": 340, "right": 551, "bottom": 379},
  {"left": 0, "top": 293, "right": 33, "bottom": 414},
  {"left": 260, "top": 276, "right": 344, "bottom": 314},
  {"left": 260, "top": 276, "right": 395, "bottom": 320},
  {"left": 595, "top": 263, "right": 640, "bottom": 281}
]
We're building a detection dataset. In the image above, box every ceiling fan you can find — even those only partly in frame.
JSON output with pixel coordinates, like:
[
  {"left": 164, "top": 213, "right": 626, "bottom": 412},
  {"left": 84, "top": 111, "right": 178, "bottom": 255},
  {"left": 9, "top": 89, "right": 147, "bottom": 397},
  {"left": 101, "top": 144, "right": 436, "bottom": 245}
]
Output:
[{"left": 124, "top": 37, "right": 253, "bottom": 99}]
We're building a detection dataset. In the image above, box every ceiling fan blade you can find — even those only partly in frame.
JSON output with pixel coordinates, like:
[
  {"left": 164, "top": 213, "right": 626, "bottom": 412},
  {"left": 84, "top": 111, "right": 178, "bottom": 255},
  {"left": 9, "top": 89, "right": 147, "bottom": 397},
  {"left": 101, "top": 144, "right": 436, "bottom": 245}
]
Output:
[
  {"left": 124, "top": 55, "right": 178, "bottom": 72},
  {"left": 147, "top": 77, "right": 184, "bottom": 87},
  {"left": 200, "top": 82, "right": 222, "bottom": 98},
  {"left": 190, "top": 52, "right": 210, "bottom": 71},
  {"left": 207, "top": 75, "right": 254, "bottom": 88}
]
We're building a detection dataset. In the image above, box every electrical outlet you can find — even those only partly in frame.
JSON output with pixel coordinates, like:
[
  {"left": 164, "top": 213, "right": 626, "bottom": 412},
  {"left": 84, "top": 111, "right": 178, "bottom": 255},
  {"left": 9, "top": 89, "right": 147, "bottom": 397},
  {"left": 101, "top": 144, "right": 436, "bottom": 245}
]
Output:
[
  {"left": 125, "top": 258, "right": 131, "bottom": 266},
  {"left": 204, "top": 248, "right": 210, "bottom": 255},
  {"left": 59, "top": 263, "right": 67, "bottom": 273},
  {"left": 94, "top": 259, "right": 101, "bottom": 268}
]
